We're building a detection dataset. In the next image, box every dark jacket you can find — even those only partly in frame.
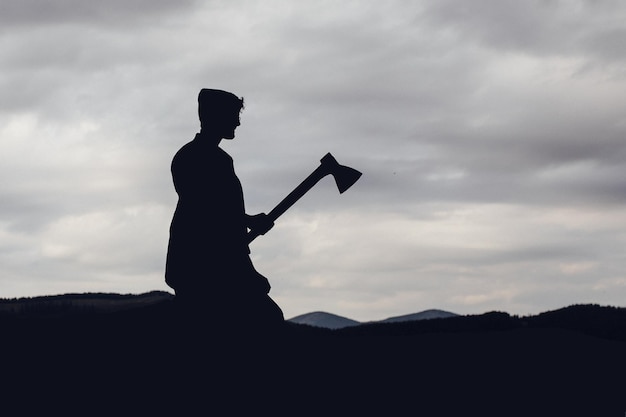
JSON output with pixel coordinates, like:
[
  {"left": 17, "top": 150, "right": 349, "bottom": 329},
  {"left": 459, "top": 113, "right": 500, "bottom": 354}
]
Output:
[{"left": 165, "top": 134, "right": 252, "bottom": 294}]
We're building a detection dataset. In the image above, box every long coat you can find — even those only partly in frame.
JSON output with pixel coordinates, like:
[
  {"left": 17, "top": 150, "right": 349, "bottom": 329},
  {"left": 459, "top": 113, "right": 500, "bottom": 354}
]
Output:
[{"left": 165, "top": 134, "right": 254, "bottom": 296}]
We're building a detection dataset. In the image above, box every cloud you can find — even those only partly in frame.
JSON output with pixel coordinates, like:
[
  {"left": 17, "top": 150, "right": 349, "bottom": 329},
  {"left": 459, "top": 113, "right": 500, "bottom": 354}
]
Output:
[
  {"left": 0, "top": 0, "right": 198, "bottom": 28},
  {"left": 423, "top": 0, "right": 626, "bottom": 58},
  {"left": 2, "top": 1, "right": 626, "bottom": 320},
  {"left": 40, "top": 204, "right": 170, "bottom": 272}
]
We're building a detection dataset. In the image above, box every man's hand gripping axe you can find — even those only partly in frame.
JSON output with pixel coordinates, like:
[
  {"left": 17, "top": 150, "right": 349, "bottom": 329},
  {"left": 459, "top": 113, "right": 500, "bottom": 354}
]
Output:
[{"left": 247, "top": 153, "right": 362, "bottom": 243}]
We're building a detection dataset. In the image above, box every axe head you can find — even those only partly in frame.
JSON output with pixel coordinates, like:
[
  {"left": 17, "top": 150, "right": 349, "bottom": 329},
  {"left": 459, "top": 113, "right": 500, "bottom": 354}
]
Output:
[{"left": 320, "top": 153, "right": 362, "bottom": 194}]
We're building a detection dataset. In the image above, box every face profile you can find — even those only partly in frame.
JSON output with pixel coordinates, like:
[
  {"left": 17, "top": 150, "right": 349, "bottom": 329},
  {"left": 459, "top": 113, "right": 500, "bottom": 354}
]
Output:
[
  {"left": 197, "top": 88, "right": 244, "bottom": 140},
  {"left": 216, "top": 111, "right": 241, "bottom": 140}
]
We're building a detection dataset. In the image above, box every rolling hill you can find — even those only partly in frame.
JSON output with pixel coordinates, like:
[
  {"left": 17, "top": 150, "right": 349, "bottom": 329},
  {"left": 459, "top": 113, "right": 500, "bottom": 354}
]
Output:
[
  {"left": 0, "top": 292, "right": 626, "bottom": 416},
  {"left": 1, "top": 292, "right": 624, "bottom": 415},
  {"left": 287, "top": 308, "right": 458, "bottom": 329}
]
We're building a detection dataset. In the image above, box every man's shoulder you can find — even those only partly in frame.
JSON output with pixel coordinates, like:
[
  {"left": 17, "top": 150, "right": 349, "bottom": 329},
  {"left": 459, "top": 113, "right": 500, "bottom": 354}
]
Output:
[
  {"left": 172, "top": 139, "right": 232, "bottom": 167},
  {"left": 173, "top": 137, "right": 210, "bottom": 157}
]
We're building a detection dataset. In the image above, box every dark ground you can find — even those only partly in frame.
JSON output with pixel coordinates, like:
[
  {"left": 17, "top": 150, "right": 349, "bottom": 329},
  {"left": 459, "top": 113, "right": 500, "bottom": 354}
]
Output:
[{"left": 2, "top": 300, "right": 624, "bottom": 416}]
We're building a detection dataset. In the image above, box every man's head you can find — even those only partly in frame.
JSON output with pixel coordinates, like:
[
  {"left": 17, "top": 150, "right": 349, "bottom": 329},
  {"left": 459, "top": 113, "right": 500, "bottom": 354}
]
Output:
[{"left": 198, "top": 88, "right": 244, "bottom": 139}]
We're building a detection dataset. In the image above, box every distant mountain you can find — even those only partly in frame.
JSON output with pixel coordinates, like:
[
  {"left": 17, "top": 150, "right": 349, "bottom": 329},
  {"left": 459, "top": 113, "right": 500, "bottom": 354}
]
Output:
[
  {"left": 287, "top": 309, "right": 459, "bottom": 329},
  {"left": 288, "top": 311, "right": 361, "bottom": 329},
  {"left": 378, "top": 309, "right": 459, "bottom": 323}
]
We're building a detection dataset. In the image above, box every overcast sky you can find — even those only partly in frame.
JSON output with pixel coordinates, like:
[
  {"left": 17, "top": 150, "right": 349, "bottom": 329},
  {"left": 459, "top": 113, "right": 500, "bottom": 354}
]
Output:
[{"left": 2, "top": 0, "right": 626, "bottom": 321}]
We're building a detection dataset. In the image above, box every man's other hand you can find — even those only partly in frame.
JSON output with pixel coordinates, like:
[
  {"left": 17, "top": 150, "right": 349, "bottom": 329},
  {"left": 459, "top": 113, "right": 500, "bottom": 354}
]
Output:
[{"left": 247, "top": 213, "right": 274, "bottom": 235}]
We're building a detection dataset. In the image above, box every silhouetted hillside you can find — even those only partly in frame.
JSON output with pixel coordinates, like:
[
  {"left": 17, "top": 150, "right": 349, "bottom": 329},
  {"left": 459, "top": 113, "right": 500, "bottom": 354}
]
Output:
[
  {"left": 1, "top": 293, "right": 624, "bottom": 341},
  {"left": 336, "top": 310, "right": 519, "bottom": 337},
  {"left": 0, "top": 290, "right": 173, "bottom": 318},
  {"left": 1, "top": 294, "right": 624, "bottom": 415},
  {"left": 335, "top": 304, "right": 626, "bottom": 342},
  {"left": 527, "top": 303, "right": 626, "bottom": 341}
]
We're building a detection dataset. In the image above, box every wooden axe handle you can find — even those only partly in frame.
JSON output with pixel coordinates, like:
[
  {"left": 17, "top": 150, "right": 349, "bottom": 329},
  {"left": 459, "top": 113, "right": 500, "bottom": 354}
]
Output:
[{"left": 247, "top": 163, "right": 329, "bottom": 244}]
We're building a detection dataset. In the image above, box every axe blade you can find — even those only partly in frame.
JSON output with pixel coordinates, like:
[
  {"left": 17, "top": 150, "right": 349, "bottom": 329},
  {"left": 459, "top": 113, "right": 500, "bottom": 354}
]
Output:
[{"left": 320, "top": 153, "right": 362, "bottom": 193}]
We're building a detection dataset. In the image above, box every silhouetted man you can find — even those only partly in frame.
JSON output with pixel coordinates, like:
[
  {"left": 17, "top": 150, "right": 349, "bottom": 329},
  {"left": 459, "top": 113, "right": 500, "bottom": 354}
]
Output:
[{"left": 165, "top": 88, "right": 284, "bottom": 334}]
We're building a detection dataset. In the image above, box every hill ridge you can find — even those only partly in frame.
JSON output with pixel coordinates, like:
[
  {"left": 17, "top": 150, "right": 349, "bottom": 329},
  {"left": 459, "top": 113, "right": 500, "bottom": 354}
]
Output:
[
  {"left": 1, "top": 292, "right": 624, "bottom": 341},
  {"left": 287, "top": 308, "right": 460, "bottom": 329}
]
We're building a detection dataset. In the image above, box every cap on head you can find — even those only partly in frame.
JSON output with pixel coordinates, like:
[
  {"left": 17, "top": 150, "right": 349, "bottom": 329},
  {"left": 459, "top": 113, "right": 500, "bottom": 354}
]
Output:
[{"left": 198, "top": 88, "right": 244, "bottom": 127}]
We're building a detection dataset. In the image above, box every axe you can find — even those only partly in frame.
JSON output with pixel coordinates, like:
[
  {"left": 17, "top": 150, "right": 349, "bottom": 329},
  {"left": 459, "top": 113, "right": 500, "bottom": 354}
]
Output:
[{"left": 247, "top": 152, "right": 362, "bottom": 243}]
